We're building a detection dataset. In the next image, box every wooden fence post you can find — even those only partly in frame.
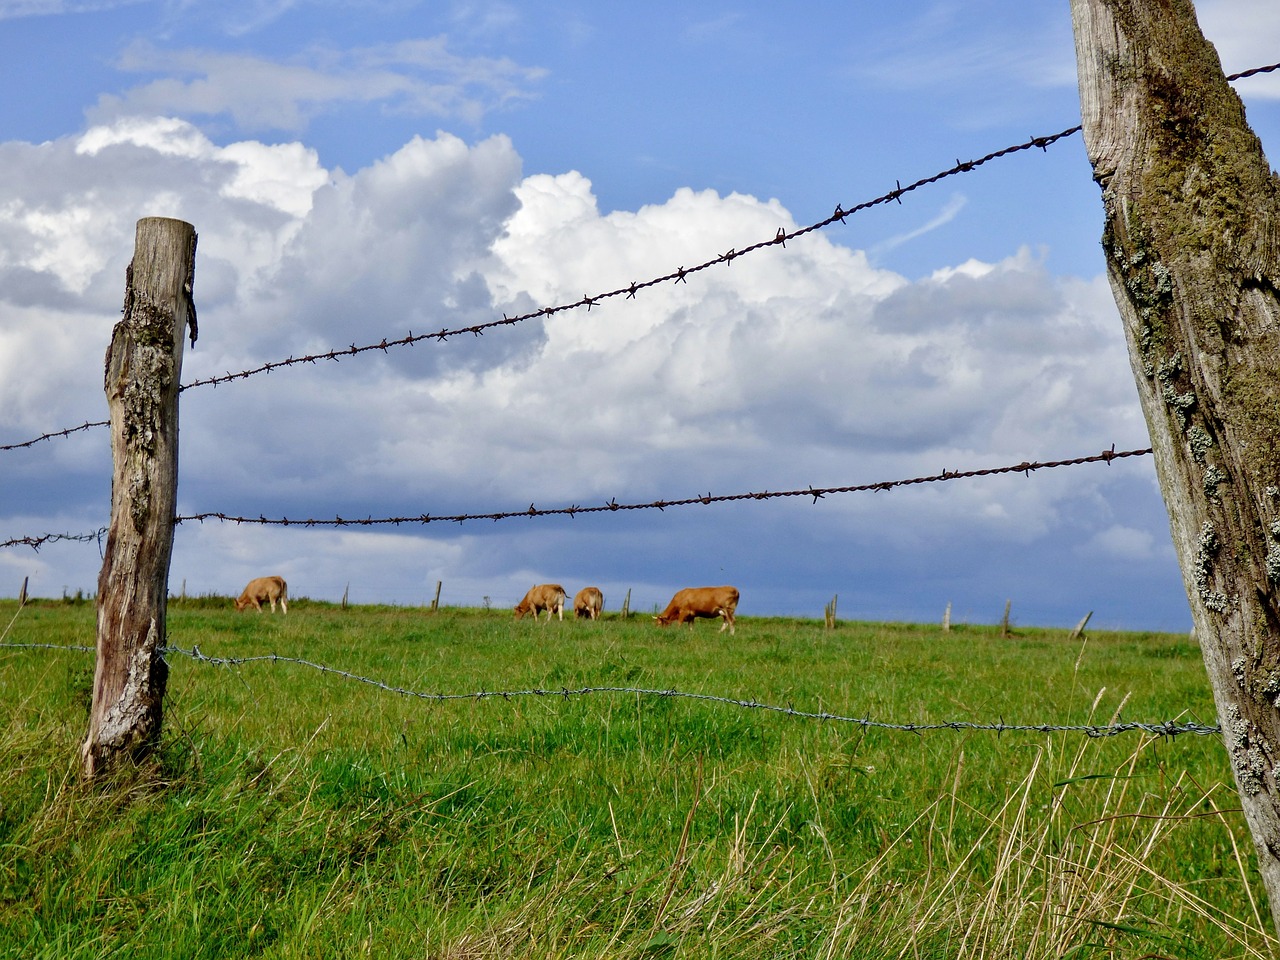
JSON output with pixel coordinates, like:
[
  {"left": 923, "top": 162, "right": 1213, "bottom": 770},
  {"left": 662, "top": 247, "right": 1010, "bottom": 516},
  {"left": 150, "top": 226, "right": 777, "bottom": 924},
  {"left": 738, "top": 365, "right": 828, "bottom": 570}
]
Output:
[
  {"left": 430, "top": 580, "right": 442, "bottom": 613},
  {"left": 82, "top": 217, "right": 196, "bottom": 780},
  {"left": 942, "top": 601, "right": 951, "bottom": 633},
  {"left": 18, "top": 576, "right": 27, "bottom": 607},
  {"left": 1000, "top": 600, "right": 1012, "bottom": 639},
  {"left": 1068, "top": 611, "right": 1093, "bottom": 641},
  {"left": 621, "top": 588, "right": 631, "bottom": 619},
  {"left": 1072, "top": 0, "right": 1280, "bottom": 933}
]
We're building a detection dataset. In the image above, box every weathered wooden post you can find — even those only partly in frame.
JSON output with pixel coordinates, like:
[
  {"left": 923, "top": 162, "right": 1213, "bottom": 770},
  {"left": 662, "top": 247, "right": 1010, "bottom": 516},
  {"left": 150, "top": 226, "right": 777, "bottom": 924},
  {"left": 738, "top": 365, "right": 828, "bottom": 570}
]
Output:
[
  {"left": 1071, "top": 0, "right": 1280, "bottom": 932},
  {"left": 82, "top": 217, "right": 196, "bottom": 780},
  {"left": 430, "top": 580, "right": 442, "bottom": 613},
  {"left": 999, "top": 599, "right": 1012, "bottom": 638},
  {"left": 942, "top": 600, "right": 951, "bottom": 633},
  {"left": 1069, "top": 611, "right": 1093, "bottom": 642},
  {"left": 17, "top": 576, "right": 27, "bottom": 607}
]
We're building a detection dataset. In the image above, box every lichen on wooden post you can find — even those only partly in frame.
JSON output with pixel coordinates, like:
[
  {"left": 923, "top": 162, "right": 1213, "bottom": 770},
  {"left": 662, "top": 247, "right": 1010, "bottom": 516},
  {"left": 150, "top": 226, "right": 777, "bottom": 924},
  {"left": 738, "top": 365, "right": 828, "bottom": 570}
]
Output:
[
  {"left": 82, "top": 217, "right": 197, "bottom": 780},
  {"left": 1071, "top": 0, "right": 1280, "bottom": 933}
]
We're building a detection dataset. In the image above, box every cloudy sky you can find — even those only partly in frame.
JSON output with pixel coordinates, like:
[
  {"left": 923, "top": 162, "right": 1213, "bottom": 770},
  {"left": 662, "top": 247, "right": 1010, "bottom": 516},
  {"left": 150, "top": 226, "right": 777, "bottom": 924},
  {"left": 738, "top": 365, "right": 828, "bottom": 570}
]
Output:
[{"left": 2, "top": 1, "right": 1278, "bottom": 630}]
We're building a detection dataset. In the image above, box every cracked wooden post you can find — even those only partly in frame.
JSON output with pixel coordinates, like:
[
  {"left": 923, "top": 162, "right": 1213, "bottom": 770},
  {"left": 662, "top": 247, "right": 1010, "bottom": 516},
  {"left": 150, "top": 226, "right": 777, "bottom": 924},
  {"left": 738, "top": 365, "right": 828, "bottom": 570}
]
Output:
[
  {"left": 82, "top": 217, "right": 197, "bottom": 780},
  {"left": 1071, "top": 0, "right": 1280, "bottom": 932}
]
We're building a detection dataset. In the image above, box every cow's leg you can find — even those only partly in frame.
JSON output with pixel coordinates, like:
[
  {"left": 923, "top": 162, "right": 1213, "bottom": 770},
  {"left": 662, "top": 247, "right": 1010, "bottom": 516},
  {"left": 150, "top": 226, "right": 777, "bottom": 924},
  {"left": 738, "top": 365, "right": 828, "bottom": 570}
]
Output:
[{"left": 281, "top": 596, "right": 287, "bottom": 615}]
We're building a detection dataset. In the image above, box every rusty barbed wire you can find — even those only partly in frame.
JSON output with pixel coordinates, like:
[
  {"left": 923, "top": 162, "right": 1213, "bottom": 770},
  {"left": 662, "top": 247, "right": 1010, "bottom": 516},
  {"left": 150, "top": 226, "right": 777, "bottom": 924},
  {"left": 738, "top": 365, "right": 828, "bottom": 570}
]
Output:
[
  {"left": 173, "top": 446, "right": 1152, "bottom": 530},
  {"left": 1229, "top": 61, "right": 1280, "bottom": 80},
  {"left": 0, "top": 528, "right": 108, "bottom": 551},
  {"left": 171, "top": 128, "right": 1086, "bottom": 394},
  {"left": 2, "top": 446, "right": 1153, "bottom": 549},
  {"left": 0, "top": 640, "right": 1223, "bottom": 739},
  {"left": 0, "top": 420, "right": 108, "bottom": 453}
]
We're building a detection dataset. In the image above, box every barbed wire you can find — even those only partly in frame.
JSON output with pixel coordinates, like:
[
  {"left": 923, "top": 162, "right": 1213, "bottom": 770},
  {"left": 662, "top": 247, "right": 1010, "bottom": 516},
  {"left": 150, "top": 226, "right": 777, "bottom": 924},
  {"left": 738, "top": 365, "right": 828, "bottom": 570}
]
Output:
[
  {"left": 0, "top": 528, "right": 108, "bottom": 551},
  {"left": 174, "top": 446, "right": 1152, "bottom": 530},
  {"left": 0, "top": 640, "right": 1223, "bottom": 739},
  {"left": 1229, "top": 61, "right": 1280, "bottom": 81},
  {"left": 0, "top": 420, "right": 108, "bottom": 453},
  {"left": 171, "top": 129, "right": 1085, "bottom": 393},
  {"left": 1, "top": 446, "right": 1153, "bottom": 549}
]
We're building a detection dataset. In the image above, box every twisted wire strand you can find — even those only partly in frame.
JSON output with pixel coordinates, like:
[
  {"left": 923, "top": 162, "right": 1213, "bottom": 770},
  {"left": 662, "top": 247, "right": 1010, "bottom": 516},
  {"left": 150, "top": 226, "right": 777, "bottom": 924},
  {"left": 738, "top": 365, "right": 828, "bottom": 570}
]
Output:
[
  {"left": 2, "top": 445, "right": 1152, "bottom": 548},
  {"left": 0, "top": 640, "right": 1222, "bottom": 739},
  {"left": 174, "top": 446, "right": 1151, "bottom": 530}
]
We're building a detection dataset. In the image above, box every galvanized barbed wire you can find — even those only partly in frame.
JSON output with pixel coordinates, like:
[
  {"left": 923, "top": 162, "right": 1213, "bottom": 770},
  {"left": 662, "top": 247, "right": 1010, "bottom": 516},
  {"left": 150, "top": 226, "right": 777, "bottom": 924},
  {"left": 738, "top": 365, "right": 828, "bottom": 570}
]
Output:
[
  {"left": 0, "top": 528, "right": 108, "bottom": 551},
  {"left": 0, "top": 640, "right": 1222, "bottom": 739},
  {"left": 5, "top": 61, "right": 1277, "bottom": 457},
  {"left": 3, "top": 445, "right": 1153, "bottom": 548},
  {"left": 173, "top": 446, "right": 1152, "bottom": 530}
]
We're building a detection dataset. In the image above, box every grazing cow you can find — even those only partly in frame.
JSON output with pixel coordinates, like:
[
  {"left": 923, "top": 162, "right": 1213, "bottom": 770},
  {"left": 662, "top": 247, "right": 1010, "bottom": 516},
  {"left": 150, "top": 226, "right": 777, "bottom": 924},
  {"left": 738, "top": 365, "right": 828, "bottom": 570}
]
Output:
[
  {"left": 514, "top": 583, "right": 566, "bottom": 622},
  {"left": 573, "top": 586, "right": 604, "bottom": 620},
  {"left": 654, "top": 585, "right": 739, "bottom": 635},
  {"left": 234, "top": 575, "right": 288, "bottom": 614}
]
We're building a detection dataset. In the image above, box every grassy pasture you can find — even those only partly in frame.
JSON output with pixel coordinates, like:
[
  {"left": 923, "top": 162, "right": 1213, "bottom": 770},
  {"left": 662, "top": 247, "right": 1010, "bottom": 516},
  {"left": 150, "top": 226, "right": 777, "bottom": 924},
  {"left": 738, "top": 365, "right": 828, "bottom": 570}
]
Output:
[{"left": 0, "top": 598, "right": 1273, "bottom": 958}]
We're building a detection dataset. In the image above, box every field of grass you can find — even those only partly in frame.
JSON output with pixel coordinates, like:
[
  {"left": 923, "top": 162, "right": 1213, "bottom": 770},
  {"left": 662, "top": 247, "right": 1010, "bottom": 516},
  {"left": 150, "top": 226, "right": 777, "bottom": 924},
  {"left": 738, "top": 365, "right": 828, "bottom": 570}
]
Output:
[{"left": 0, "top": 597, "right": 1274, "bottom": 958}]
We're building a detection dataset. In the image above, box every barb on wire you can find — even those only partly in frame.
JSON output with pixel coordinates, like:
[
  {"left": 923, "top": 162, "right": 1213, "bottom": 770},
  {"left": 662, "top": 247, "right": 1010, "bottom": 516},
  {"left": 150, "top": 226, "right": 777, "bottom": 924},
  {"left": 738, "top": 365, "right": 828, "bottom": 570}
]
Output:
[
  {"left": 0, "top": 641, "right": 1222, "bottom": 739},
  {"left": 6, "top": 59, "right": 1275, "bottom": 455},
  {"left": 174, "top": 446, "right": 1153, "bottom": 531}
]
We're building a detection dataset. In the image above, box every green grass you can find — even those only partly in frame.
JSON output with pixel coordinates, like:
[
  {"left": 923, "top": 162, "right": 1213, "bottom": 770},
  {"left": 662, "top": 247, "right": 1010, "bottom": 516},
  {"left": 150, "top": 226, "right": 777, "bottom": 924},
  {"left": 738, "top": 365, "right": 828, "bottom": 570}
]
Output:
[{"left": 0, "top": 599, "right": 1273, "bottom": 958}]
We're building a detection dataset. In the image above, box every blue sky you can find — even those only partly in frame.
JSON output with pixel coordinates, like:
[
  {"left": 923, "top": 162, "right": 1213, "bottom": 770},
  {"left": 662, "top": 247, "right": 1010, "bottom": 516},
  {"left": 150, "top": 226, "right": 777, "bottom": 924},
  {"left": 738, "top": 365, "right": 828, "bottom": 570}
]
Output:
[{"left": 2, "top": 1, "right": 1279, "bottom": 630}]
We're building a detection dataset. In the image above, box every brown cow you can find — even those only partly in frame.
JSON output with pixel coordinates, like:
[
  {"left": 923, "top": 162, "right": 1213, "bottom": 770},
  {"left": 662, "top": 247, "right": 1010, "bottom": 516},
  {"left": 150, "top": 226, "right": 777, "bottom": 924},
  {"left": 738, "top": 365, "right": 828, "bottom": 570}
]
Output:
[
  {"left": 654, "top": 585, "right": 739, "bottom": 635},
  {"left": 234, "top": 575, "right": 288, "bottom": 614},
  {"left": 573, "top": 586, "right": 604, "bottom": 620},
  {"left": 514, "top": 583, "right": 566, "bottom": 622}
]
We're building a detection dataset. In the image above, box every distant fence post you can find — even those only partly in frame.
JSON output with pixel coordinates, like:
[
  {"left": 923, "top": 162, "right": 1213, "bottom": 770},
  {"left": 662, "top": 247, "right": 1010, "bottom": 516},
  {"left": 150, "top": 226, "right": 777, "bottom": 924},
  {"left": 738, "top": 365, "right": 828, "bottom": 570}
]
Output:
[
  {"left": 18, "top": 576, "right": 27, "bottom": 607},
  {"left": 621, "top": 588, "right": 631, "bottom": 619},
  {"left": 342, "top": 583, "right": 350, "bottom": 610},
  {"left": 1000, "top": 600, "right": 1012, "bottom": 639},
  {"left": 430, "top": 580, "right": 442, "bottom": 613},
  {"left": 942, "top": 601, "right": 951, "bottom": 633},
  {"left": 82, "top": 217, "right": 196, "bottom": 780},
  {"left": 1069, "top": 611, "right": 1093, "bottom": 641}
]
